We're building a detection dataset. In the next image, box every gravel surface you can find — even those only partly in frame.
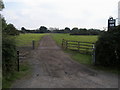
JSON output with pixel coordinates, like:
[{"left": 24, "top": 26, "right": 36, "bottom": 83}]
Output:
[{"left": 12, "top": 35, "right": 118, "bottom": 88}]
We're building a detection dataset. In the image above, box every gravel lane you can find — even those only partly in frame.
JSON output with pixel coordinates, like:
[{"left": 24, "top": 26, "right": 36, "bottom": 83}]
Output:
[{"left": 12, "top": 35, "right": 118, "bottom": 88}]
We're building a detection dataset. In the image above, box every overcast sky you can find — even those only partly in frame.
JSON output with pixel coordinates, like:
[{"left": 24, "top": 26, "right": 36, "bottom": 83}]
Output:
[{"left": 2, "top": 0, "right": 120, "bottom": 30}]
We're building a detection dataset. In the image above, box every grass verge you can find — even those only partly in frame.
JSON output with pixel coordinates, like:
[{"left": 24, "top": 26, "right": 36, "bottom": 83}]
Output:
[
  {"left": 2, "top": 61, "right": 31, "bottom": 88},
  {"left": 64, "top": 50, "right": 92, "bottom": 65},
  {"left": 64, "top": 49, "right": 119, "bottom": 74}
]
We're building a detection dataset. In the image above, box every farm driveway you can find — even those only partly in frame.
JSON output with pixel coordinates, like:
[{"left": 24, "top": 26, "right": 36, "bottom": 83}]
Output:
[{"left": 12, "top": 35, "right": 118, "bottom": 88}]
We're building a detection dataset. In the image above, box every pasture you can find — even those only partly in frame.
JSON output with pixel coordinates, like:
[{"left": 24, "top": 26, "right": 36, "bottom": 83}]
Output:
[
  {"left": 15, "top": 33, "right": 46, "bottom": 47},
  {"left": 51, "top": 33, "right": 98, "bottom": 46},
  {"left": 51, "top": 33, "right": 98, "bottom": 65}
]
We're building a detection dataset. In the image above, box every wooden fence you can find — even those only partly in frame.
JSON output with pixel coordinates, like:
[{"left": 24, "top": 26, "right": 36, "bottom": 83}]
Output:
[{"left": 62, "top": 39, "right": 95, "bottom": 55}]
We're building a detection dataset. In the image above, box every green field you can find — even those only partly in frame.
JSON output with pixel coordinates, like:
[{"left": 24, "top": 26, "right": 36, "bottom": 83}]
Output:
[
  {"left": 15, "top": 33, "right": 46, "bottom": 47},
  {"left": 51, "top": 33, "right": 98, "bottom": 46},
  {"left": 51, "top": 33, "right": 98, "bottom": 65}
]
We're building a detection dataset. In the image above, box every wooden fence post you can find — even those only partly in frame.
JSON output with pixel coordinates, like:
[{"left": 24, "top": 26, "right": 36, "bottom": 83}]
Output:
[
  {"left": 78, "top": 41, "right": 80, "bottom": 51},
  {"left": 92, "top": 44, "right": 96, "bottom": 65},
  {"left": 32, "top": 40, "right": 35, "bottom": 50},
  {"left": 17, "top": 51, "right": 19, "bottom": 72},
  {"left": 65, "top": 40, "right": 68, "bottom": 49},
  {"left": 62, "top": 39, "right": 64, "bottom": 48}
]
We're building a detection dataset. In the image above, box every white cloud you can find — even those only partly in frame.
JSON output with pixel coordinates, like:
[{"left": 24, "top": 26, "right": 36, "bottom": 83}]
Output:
[{"left": 3, "top": 0, "right": 120, "bottom": 29}]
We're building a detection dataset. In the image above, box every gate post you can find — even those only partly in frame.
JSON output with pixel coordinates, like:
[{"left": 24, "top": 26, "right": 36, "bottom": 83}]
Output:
[
  {"left": 92, "top": 44, "right": 96, "bottom": 65},
  {"left": 65, "top": 40, "right": 68, "bottom": 49},
  {"left": 32, "top": 40, "right": 35, "bottom": 50},
  {"left": 17, "top": 51, "right": 19, "bottom": 72},
  {"left": 62, "top": 39, "right": 64, "bottom": 48},
  {"left": 78, "top": 41, "right": 80, "bottom": 51}
]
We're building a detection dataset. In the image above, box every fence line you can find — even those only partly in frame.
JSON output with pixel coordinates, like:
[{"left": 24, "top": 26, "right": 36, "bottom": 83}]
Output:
[
  {"left": 16, "top": 40, "right": 36, "bottom": 50},
  {"left": 62, "top": 39, "right": 95, "bottom": 55},
  {"left": 16, "top": 40, "right": 35, "bottom": 71}
]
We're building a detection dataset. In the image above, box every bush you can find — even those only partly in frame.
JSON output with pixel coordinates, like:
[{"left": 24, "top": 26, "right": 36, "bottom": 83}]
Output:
[
  {"left": 95, "top": 26, "right": 120, "bottom": 67},
  {"left": 4, "top": 24, "right": 19, "bottom": 36},
  {"left": 2, "top": 35, "right": 17, "bottom": 77},
  {"left": 2, "top": 17, "right": 18, "bottom": 80}
]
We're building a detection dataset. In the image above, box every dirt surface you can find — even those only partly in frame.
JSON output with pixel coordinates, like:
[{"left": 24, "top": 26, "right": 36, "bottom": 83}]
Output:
[{"left": 12, "top": 35, "right": 118, "bottom": 88}]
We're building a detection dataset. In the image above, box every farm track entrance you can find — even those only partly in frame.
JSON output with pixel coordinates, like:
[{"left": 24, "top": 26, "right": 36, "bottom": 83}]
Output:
[{"left": 12, "top": 35, "right": 118, "bottom": 88}]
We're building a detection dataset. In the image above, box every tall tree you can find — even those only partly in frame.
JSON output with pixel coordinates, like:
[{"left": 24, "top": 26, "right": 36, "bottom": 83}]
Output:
[
  {"left": 71, "top": 27, "right": 79, "bottom": 33},
  {"left": 21, "top": 27, "right": 27, "bottom": 33},
  {"left": 4, "top": 24, "right": 19, "bottom": 35},
  {"left": 39, "top": 26, "right": 48, "bottom": 33},
  {"left": 64, "top": 27, "right": 70, "bottom": 33},
  {"left": 0, "top": 0, "right": 4, "bottom": 11}
]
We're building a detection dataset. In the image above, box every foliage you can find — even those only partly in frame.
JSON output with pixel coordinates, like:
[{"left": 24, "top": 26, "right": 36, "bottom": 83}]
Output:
[
  {"left": 95, "top": 25, "right": 120, "bottom": 67},
  {"left": 1, "top": 5, "right": 19, "bottom": 87},
  {"left": 2, "top": 17, "right": 19, "bottom": 36},
  {"left": 4, "top": 24, "right": 19, "bottom": 35},
  {"left": 20, "top": 26, "right": 50, "bottom": 33},
  {"left": 20, "top": 27, "right": 26, "bottom": 33},
  {"left": 2, "top": 17, "right": 19, "bottom": 76},
  {"left": 39, "top": 26, "right": 48, "bottom": 33},
  {"left": 0, "top": 0, "right": 4, "bottom": 11},
  {"left": 51, "top": 27, "right": 103, "bottom": 35},
  {"left": 19, "top": 26, "right": 103, "bottom": 34},
  {"left": 2, "top": 18, "right": 7, "bottom": 32},
  {"left": 70, "top": 28, "right": 104, "bottom": 35},
  {"left": 64, "top": 27, "right": 70, "bottom": 33},
  {"left": 2, "top": 35, "right": 17, "bottom": 77},
  {"left": 70, "top": 27, "right": 79, "bottom": 34}
]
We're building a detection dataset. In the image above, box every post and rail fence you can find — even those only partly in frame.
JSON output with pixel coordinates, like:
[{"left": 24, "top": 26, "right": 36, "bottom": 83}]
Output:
[{"left": 62, "top": 39, "right": 96, "bottom": 64}]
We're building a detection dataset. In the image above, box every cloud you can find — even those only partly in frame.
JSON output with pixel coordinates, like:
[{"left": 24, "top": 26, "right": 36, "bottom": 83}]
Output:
[{"left": 3, "top": 0, "right": 120, "bottom": 30}]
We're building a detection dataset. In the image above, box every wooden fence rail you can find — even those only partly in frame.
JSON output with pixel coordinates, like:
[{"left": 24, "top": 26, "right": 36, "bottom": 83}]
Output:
[{"left": 62, "top": 39, "right": 95, "bottom": 55}]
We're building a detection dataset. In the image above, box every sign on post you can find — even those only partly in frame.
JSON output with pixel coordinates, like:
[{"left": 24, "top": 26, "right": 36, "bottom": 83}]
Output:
[{"left": 108, "top": 17, "right": 116, "bottom": 31}]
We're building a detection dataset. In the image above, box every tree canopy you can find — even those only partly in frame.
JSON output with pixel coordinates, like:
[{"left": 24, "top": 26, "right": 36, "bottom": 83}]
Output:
[
  {"left": 0, "top": 0, "right": 4, "bottom": 11},
  {"left": 39, "top": 26, "right": 48, "bottom": 33}
]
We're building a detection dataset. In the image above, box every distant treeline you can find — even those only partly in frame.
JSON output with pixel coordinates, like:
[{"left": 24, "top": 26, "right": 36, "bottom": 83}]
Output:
[{"left": 20, "top": 26, "right": 105, "bottom": 35}]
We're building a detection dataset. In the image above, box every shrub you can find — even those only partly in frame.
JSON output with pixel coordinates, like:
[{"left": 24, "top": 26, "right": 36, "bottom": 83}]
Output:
[
  {"left": 2, "top": 35, "right": 17, "bottom": 77},
  {"left": 95, "top": 26, "right": 120, "bottom": 67}
]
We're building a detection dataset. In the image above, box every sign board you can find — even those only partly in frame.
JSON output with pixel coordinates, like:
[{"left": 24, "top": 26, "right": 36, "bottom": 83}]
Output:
[{"left": 108, "top": 17, "right": 116, "bottom": 31}]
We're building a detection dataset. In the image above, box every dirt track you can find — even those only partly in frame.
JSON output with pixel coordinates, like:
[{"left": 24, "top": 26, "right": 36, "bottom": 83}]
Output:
[{"left": 12, "top": 35, "right": 118, "bottom": 88}]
